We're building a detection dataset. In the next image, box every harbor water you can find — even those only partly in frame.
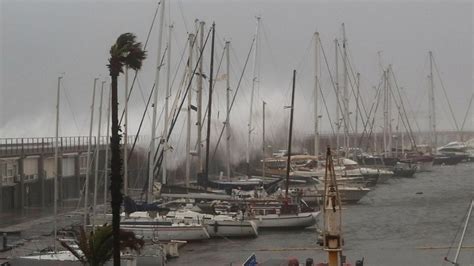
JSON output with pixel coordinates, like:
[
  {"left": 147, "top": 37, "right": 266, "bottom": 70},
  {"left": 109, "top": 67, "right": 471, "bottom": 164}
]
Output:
[{"left": 170, "top": 163, "right": 474, "bottom": 265}]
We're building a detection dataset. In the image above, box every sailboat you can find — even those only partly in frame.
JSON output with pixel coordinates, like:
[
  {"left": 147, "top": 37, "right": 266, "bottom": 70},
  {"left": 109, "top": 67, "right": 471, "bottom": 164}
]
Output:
[{"left": 243, "top": 70, "right": 320, "bottom": 229}]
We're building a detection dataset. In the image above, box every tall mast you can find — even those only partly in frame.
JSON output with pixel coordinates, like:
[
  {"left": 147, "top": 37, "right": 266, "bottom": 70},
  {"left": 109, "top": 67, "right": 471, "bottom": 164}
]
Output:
[
  {"left": 314, "top": 32, "right": 320, "bottom": 156},
  {"left": 148, "top": 0, "right": 166, "bottom": 201},
  {"left": 373, "top": 86, "right": 378, "bottom": 153},
  {"left": 428, "top": 51, "right": 437, "bottom": 150},
  {"left": 342, "top": 23, "right": 349, "bottom": 156},
  {"left": 103, "top": 84, "right": 111, "bottom": 217},
  {"left": 204, "top": 23, "right": 216, "bottom": 185},
  {"left": 285, "top": 70, "right": 296, "bottom": 200},
  {"left": 387, "top": 66, "right": 393, "bottom": 157},
  {"left": 334, "top": 39, "right": 340, "bottom": 153},
  {"left": 197, "top": 21, "right": 205, "bottom": 173},
  {"left": 92, "top": 80, "right": 105, "bottom": 230},
  {"left": 355, "top": 72, "right": 360, "bottom": 135},
  {"left": 262, "top": 101, "right": 266, "bottom": 178},
  {"left": 225, "top": 41, "right": 231, "bottom": 178},
  {"left": 383, "top": 70, "right": 388, "bottom": 156},
  {"left": 123, "top": 68, "right": 128, "bottom": 195},
  {"left": 185, "top": 33, "right": 195, "bottom": 188},
  {"left": 163, "top": 24, "right": 173, "bottom": 185},
  {"left": 84, "top": 78, "right": 97, "bottom": 227},
  {"left": 53, "top": 75, "right": 62, "bottom": 251},
  {"left": 246, "top": 16, "right": 261, "bottom": 176}
]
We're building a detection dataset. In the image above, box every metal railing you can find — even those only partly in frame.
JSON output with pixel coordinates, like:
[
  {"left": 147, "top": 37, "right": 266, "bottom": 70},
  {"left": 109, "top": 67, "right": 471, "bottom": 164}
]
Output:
[{"left": 0, "top": 135, "right": 142, "bottom": 157}]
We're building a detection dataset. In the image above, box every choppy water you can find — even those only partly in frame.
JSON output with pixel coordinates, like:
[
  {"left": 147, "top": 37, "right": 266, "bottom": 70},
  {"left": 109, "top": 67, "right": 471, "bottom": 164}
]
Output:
[{"left": 170, "top": 163, "right": 474, "bottom": 265}]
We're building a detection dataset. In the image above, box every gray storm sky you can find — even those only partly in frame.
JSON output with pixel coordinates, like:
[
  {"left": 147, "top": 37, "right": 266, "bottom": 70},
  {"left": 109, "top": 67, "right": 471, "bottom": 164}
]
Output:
[{"left": 1, "top": 0, "right": 473, "bottom": 142}]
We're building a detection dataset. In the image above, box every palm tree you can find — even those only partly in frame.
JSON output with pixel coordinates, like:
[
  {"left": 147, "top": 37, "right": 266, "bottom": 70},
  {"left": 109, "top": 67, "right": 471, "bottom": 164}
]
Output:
[
  {"left": 60, "top": 224, "right": 145, "bottom": 266},
  {"left": 107, "top": 33, "right": 146, "bottom": 265}
]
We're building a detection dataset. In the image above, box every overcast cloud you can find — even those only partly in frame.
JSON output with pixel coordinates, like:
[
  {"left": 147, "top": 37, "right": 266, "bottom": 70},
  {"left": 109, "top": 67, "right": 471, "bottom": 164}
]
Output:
[{"left": 1, "top": 0, "right": 473, "bottom": 145}]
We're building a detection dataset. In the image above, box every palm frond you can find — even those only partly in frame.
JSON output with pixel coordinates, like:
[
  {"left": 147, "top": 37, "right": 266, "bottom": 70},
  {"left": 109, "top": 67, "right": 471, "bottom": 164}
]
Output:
[{"left": 108, "top": 32, "right": 147, "bottom": 75}]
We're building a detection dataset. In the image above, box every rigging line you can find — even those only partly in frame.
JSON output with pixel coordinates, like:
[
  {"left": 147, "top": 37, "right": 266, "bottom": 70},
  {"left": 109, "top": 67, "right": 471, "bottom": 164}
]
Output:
[
  {"left": 317, "top": 74, "right": 336, "bottom": 137},
  {"left": 357, "top": 76, "right": 384, "bottom": 147},
  {"left": 210, "top": 38, "right": 255, "bottom": 160},
  {"left": 196, "top": 43, "right": 226, "bottom": 151},
  {"left": 127, "top": 25, "right": 189, "bottom": 165},
  {"left": 356, "top": 73, "right": 384, "bottom": 148},
  {"left": 460, "top": 93, "right": 474, "bottom": 133},
  {"left": 345, "top": 44, "right": 370, "bottom": 122},
  {"left": 401, "top": 86, "right": 422, "bottom": 134},
  {"left": 136, "top": 76, "right": 152, "bottom": 121},
  {"left": 295, "top": 35, "right": 314, "bottom": 73},
  {"left": 387, "top": 73, "right": 416, "bottom": 149},
  {"left": 118, "top": 0, "right": 161, "bottom": 126},
  {"left": 363, "top": 83, "right": 383, "bottom": 152},
  {"left": 177, "top": 0, "right": 190, "bottom": 33},
  {"left": 230, "top": 45, "right": 253, "bottom": 88},
  {"left": 337, "top": 43, "right": 368, "bottom": 133},
  {"left": 152, "top": 25, "right": 213, "bottom": 177},
  {"left": 318, "top": 35, "right": 351, "bottom": 139},
  {"left": 61, "top": 81, "right": 81, "bottom": 134},
  {"left": 389, "top": 66, "right": 418, "bottom": 148},
  {"left": 127, "top": 84, "right": 154, "bottom": 164},
  {"left": 432, "top": 55, "right": 461, "bottom": 131},
  {"left": 260, "top": 21, "right": 280, "bottom": 79}
]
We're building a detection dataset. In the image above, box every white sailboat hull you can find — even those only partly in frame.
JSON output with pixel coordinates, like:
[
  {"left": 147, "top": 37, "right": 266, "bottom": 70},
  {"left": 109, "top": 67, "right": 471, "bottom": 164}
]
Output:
[
  {"left": 204, "top": 220, "right": 258, "bottom": 237},
  {"left": 253, "top": 212, "right": 319, "bottom": 228},
  {"left": 121, "top": 223, "right": 210, "bottom": 241}
]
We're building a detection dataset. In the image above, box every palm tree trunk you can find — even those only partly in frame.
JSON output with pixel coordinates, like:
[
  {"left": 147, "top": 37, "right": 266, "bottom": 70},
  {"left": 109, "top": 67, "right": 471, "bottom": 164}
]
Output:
[{"left": 110, "top": 73, "right": 122, "bottom": 266}]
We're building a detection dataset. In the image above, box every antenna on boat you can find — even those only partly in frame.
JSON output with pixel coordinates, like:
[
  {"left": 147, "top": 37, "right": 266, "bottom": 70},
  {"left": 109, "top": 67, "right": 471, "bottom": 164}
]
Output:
[
  {"left": 323, "top": 146, "right": 342, "bottom": 266},
  {"left": 285, "top": 70, "right": 296, "bottom": 201}
]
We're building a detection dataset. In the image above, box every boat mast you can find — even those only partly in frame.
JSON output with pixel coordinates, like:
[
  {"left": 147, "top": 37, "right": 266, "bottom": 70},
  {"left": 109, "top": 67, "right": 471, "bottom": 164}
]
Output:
[
  {"left": 387, "top": 66, "right": 393, "bottom": 157},
  {"left": 197, "top": 21, "right": 205, "bottom": 173},
  {"left": 383, "top": 70, "right": 388, "bottom": 156},
  {"left": 262, "top": 101, "right": 266, "bottom": 178},
  {"left": 225, "top": 41, "right": 231, "bottom": 179},
  {"left": 285, "top": 70, "right": 296, "bottom": 200},
  {"left": 323, "top": 147, "right": 342, "bottom": 266},
  {"left": 148, "top": 0, "right": 165, "bottom": 201},
  {"left": 453, "top": 199, "right": 474, "bottom": 264},
  {"left": 163, "top": 24, "right": 173, "bottom": 186},
  {"left": 342, "top": 23, "right": 349, "bottom": 156},
  {"left": 103, "top": 84, "right": 111, "bottom": 217},
  {"left": 428, "top": 51, "right": 437, "bottom": 151},
  {"left": 204, "top": 23, "right": 216, "bottom": 187},
  {"left": 373, "top": 86, "right": 378, "bottom": 154},
  {"left": 314, "top": 32, "right": 320, "bottom": 156},
  {"left": 84, "top": 78, "right": 97, "bottom": 227},
  {"left": 355, "top": 72, "right": 360, "bottom": 135},
  {"left": 334, "top": 39, "right": 340, "bottom": 154},
  {"left": 186, "top": 33, "right": 195, "bottom": 188},
  {"left": 53, "top": 75, "right": 62, "bottom": 251},
  {"left": 123, "top": 68, "right": 128, "bottom": 195},
  {"left": 246, "top": 16, "right": 260, "bottom": 177},
  {"left": 92, "top": 80, "right": 105, "bottom": 231}
]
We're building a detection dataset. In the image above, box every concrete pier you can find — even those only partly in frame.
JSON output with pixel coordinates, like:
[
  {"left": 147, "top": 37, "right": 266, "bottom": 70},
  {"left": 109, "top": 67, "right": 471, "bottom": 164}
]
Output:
[{"left": 0, "top": 136, "right": 145, "bottom": 213}]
